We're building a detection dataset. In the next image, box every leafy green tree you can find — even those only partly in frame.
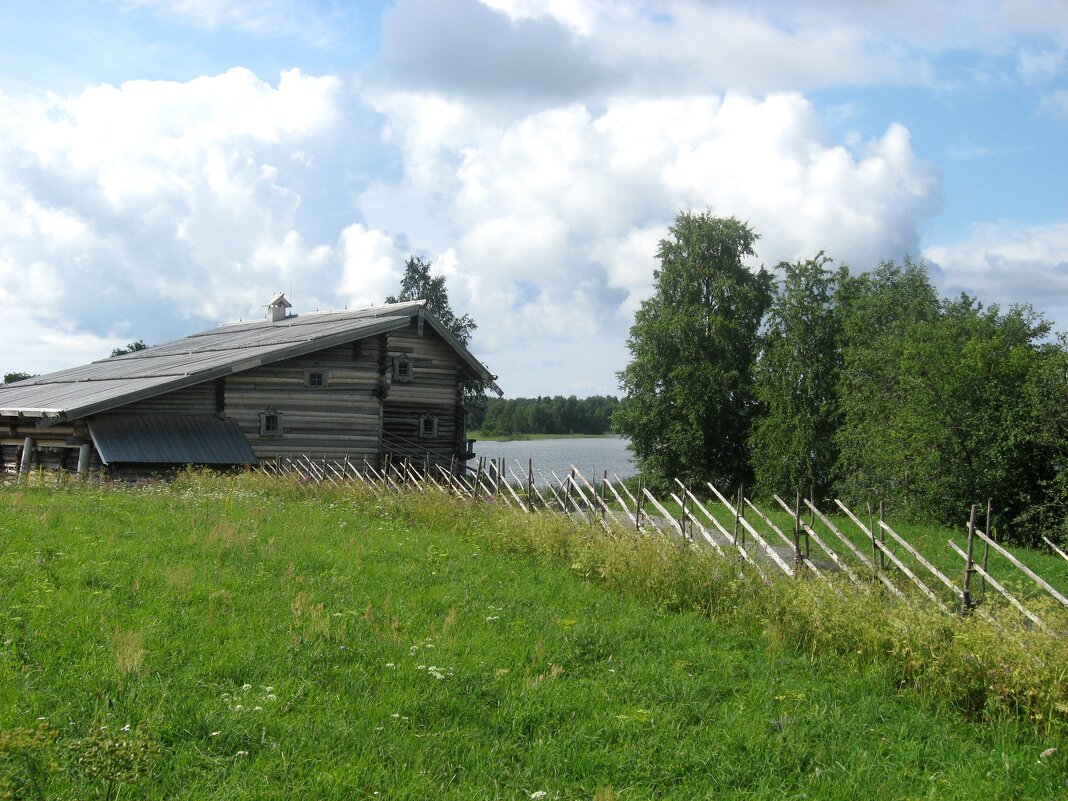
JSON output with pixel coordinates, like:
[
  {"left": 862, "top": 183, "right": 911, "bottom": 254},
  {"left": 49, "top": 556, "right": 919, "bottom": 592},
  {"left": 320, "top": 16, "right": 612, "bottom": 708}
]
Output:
[
  {"left": 750, "top": 254, "right": 845, "bottom": 500},
  {"left": 110, "top": 340, "right": 148, "bottom": 357},
  {"left": 833, "top": 259, "right": 1060, "bottom": 541},
  {"left": 833, "top": 258, "right": 942, "bottom": 511},
  {"left": 3, "top": 372, "right": 34, "bottom": 384},
  {"left": 615, "top": 212, "right": 773, "bottom": 488},
  {"left": 387, "top": 256, "right": 476, "bottom": 346}
]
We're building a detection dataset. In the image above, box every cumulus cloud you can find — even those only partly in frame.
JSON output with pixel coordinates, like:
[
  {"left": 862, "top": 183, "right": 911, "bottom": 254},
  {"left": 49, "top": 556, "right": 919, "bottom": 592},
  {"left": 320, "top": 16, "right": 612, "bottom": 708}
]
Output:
[
  {"left": 363, "top": 87, "right": 941, "bottom": 392},
  {"left": 0, "top": 68, "right": 352, "bottom": 370},
  {"left": 924, "top": 222, "right": 1068, "bottom": 325}
]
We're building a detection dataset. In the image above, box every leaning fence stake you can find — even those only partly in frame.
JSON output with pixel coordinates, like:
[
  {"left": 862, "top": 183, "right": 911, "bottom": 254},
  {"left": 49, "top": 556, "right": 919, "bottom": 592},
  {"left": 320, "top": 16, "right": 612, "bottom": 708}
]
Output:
[{"left": 962, "top": 504, "right": 977, "bottom": 612}]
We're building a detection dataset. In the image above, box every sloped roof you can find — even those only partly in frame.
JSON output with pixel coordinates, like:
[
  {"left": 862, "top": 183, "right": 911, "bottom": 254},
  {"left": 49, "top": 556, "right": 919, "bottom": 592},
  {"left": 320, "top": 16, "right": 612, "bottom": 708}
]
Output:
[
  {"left": 89, "top": 414, "right": 257, "bottom": 465},
  {"left": 0, "top": 301, "right": 499, "bottom": 424}
]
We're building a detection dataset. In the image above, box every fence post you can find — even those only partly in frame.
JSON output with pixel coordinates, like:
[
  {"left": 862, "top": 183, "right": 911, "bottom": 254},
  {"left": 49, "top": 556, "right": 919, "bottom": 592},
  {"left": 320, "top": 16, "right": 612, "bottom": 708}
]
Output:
[
  {"left": 878, "top": 501, "right": 886, "bottom": 570},
  {"left": 981, "top": 499, "right": 991, "bottom": 599},
  {"left": 635, "top": 478, "right": 644, "bottom": 532},
  {"left": 793, "top": 490, "right": 802, "bottom": 568},
  {"left": 734, "top": 486, "right": 744, "bottom": 547},
  {"left": 962, "top": 504, "right": 977, "bottom": 612}
]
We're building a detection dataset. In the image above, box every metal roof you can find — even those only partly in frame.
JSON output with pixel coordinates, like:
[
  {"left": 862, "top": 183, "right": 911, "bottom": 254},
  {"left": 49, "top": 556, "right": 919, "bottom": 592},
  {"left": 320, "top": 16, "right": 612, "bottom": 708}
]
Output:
[
  {"left": 0, "top": 301, "right": 499, "bottom": 424},
  {"left": 89, "top": 414, "right": 257, "bottom": 465}
]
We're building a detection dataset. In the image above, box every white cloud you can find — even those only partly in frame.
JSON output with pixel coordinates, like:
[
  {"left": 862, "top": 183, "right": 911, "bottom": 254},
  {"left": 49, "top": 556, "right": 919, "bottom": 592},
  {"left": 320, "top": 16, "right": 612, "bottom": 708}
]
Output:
[
  {"left": 924, "top": 222, "right": 1068, "bottom": 325},
  {"left": 364, "top": 87, "right": 941, "bottom": 393},
  {"left": 0, "top": 69, "right": 346, "bottom": 373},
  {"left": 337, "top": 224, "right": 405, "bottom": 308}
]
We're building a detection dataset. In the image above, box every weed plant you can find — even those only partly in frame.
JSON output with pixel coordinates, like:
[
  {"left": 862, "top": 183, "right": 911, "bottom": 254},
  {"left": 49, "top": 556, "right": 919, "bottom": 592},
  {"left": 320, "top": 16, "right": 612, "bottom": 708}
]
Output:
[{"left": 0, "top": 472, "right": 1065, "bottom": 799}]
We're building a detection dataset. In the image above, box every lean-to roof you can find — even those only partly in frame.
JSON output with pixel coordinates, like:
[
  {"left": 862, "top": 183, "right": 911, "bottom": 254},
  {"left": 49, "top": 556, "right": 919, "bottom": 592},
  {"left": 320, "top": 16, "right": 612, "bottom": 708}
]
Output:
[{"left": 0, "top": 301, "right": 498, "bottom": 424}]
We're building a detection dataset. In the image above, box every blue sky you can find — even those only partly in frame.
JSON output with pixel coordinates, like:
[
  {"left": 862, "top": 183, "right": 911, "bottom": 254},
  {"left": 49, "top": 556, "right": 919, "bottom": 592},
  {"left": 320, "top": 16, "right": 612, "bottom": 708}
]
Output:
[{"left": 1, "top": 0, "right": 1065, "bottom": 395}]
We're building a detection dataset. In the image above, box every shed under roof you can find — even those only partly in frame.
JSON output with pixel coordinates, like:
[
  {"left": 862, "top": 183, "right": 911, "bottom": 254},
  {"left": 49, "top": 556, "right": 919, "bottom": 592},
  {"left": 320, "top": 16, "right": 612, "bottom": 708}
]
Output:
[{"left": 0, "top": 301, "right": 499, "bottom": 424}]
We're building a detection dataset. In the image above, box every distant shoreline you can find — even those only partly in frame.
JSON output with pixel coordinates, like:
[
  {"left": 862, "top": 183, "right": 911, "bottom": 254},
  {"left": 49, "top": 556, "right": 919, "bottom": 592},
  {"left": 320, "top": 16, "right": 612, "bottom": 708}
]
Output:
[{"left": 469, "top": 432, "right": 621, "bottom": 442}]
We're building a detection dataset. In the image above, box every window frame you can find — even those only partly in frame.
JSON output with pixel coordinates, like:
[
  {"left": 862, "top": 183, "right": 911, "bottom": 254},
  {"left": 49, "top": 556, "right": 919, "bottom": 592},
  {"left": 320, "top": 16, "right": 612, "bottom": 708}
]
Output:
[
  {"left": 419, "top": 413, "right": 439, "bottom": 440},
  {"left": 259, "top": 407, "right": 284, "bottom": 438},
  {"left": 393, "top": 354, "right": 413, "bottom": 383},
  {"left": 304, "top": 370, "right": 328, "bottom": 388}
]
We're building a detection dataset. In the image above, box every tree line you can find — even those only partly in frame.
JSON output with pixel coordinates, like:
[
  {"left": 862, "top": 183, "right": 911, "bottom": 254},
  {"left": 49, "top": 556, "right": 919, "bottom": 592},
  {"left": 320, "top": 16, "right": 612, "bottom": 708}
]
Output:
[
  {"left": 615, "top": 211, "right": 1068, "bottom": 545},
  {"left": 470, "top": 395, "right": 619, "bottom": 437}
]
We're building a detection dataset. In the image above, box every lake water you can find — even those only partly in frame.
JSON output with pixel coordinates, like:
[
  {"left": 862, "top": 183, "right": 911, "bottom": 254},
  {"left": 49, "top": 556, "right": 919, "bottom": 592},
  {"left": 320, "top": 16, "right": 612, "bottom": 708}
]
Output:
[{"left": 472, "top": 436, "right": 636, "bottom": 485}]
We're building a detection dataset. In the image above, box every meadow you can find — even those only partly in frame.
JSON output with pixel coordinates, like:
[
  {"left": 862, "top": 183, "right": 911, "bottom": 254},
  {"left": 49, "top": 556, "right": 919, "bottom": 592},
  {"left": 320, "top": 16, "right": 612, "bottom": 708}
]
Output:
[{"left": 1, "top": 473, "right": 1066, "bottom": 799}]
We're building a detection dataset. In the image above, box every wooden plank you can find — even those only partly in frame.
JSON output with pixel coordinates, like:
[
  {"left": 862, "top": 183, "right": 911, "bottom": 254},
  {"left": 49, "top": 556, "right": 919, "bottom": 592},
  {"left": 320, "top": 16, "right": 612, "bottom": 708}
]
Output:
[
  {"left": 1042, "top": 536, "right": 1068, "bottom": 566},
  {"left": 706, "top": 483, "right": 794, "bottom": 577},
  {"left": 570, "top": 465, "right": 615, "bottom": 518},
  {"left": 513, "top": 460, "right": 550, "bottom": 510},
  {"left": 669, "top": 491, "right": 724, "bottom": 556},
  {"left": 947, "top": 540, "right": 1047, "bottom": 631},
  {"left": 743, "top": 498, "right": 826, "bottom": 580},
  {"left": 674, "top": 483, "right": 767, "bottom": 581},
  {"left": 641, "top": 487, "right": 684, "bottom": 536},
  {"left": 972, "top": 527, "right": 1068, "bottom": 609},
  {"left": 773, "top": 496, "right": 868, "bottom": 590}
]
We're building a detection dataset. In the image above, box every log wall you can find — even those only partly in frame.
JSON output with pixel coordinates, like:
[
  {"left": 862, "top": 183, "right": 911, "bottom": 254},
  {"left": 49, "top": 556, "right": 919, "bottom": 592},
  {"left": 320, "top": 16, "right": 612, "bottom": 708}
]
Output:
[
  {"left": 226, "top": 339, "right": 384, "bottom": 462},
  {"left": 382, "top": 320, "right": 467, "bottom": 462}
]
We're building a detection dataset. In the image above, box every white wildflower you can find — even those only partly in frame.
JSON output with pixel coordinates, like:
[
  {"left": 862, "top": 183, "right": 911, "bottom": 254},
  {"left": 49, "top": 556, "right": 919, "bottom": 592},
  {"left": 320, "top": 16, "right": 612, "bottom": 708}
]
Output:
[
  {"left": 241, "top": 683, "right": 252, "bottom": 691},
  {"left": 210, "top": 731, "right": 221, "bottom": 737}
]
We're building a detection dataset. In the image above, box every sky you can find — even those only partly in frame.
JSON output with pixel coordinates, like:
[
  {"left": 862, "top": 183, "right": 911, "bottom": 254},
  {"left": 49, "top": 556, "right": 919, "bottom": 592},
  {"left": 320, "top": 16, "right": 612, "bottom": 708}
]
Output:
[{"left": 0, "top": 0, "right": 1066, "bottom": 396}]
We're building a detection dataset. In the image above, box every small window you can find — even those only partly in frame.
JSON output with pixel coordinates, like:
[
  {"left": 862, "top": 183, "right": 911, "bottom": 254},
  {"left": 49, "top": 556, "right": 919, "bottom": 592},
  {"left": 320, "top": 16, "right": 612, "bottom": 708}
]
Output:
[
  {"left": 419, "top": 413, "right": 439, "bottom": 439},
  {"left": 393, "top": 355, "right": 412, "bottom": 383},
  {"left": 305, "top": 370, "right": 327, "bottom": 388},
  {"left": 259, "top": 408, "right": 284, "bottom": 438}
]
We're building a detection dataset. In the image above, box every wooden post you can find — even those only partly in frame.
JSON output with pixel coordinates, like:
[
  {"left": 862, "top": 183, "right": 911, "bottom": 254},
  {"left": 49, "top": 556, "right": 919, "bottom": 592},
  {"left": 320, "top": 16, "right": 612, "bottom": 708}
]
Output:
[
  {"left": 734, "top": 486, "right": 743, "bottom": 547},
  {"left": 867, "top": 503, "right": 878, "bottom": 569},
  {"left": 601, "top": 470, "right": 608, "bottom": 523},
  {"left": 981, "top": 499, "right": 991, "bottom": 599},
  {"left": 793, "top": 490, "right": 802, "bottom": 567},
  {"left": 528, "top": 459, "right": 534, "bottom": 509},
  {"left": 635, "top": 478, "right": 644, "bottom": 532},
  {"left": 77, "top": 443, "right": 91, "bottom": 479},
  {"left": 878, "top": 501, "right": 886, "bottom": 570},
  {"left": 679, "top": 490, "right": 688, "bottom": 541},
  {"left": 962, "top": 504, "right": 977, "bottom": 612}
]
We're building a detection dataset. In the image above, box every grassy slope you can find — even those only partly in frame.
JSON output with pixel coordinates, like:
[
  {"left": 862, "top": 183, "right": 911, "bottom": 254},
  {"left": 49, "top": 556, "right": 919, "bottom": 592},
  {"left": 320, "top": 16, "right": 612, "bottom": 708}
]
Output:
[{"left": 1, "top": 479, "right": 1065, "bottom": 799}]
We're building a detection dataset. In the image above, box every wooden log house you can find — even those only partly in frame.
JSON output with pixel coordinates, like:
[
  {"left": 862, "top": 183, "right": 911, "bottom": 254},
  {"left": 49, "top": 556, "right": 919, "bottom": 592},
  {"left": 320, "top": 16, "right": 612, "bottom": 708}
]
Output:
[{"left": 0, "top": 295, "right": 499, "bottom": 477}]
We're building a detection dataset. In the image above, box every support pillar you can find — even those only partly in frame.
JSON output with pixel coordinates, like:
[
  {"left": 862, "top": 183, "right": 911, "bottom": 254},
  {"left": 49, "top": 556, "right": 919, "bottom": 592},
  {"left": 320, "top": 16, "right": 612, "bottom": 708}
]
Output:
[{"left": 77, "top": 443, "right": 91, "bottom": 479}]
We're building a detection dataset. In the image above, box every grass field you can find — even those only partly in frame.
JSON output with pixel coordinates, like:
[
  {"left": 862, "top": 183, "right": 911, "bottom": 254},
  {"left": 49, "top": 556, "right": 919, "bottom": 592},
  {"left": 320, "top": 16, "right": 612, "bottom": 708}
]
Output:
[{"left": 1, "top": 474, "right": 1066, "bottom": 799}]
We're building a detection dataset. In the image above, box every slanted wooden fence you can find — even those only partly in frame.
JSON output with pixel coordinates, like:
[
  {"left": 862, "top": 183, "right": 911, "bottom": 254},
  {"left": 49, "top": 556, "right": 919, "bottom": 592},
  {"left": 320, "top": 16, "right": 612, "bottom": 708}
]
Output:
[
  {"left": 256, "top": 453, "right": 1066, "bottom": 633},
  {"left": 4, "top": 451, "right": 1065, "bottom": 633}
]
